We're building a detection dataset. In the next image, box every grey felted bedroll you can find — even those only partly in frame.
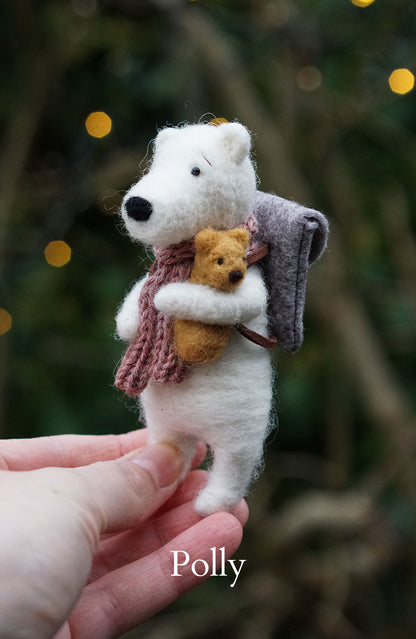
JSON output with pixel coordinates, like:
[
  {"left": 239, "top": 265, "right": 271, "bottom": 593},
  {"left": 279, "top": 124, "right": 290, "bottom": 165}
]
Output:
[{"left": 254, "top": 190, "right": 329, "bottom": 353}]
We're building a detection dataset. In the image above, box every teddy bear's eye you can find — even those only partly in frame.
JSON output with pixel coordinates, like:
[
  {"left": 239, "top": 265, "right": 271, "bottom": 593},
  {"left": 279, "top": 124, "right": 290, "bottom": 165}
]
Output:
[
  {"left": 217, "top": 257, "right": 224, "bottom": 265},
  {"left": 242, "top": 256, "right": 247, "bottom": 262},
  {"left": 191, "top": 167, "right": 201, "bottom": 176}
]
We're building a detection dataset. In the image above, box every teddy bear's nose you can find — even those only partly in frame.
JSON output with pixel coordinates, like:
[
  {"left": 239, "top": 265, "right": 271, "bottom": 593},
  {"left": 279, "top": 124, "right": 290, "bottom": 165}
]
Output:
[
  {"left": 229, "top": 270, "right": 244, "bottom": 284},
  {"left": 125, "top": 196, "right": 153, "bottom": 222}
]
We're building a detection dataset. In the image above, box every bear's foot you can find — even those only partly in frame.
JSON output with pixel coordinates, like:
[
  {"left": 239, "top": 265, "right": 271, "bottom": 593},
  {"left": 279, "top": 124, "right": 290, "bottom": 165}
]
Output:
[{"left": 194, "top": 487, "right": 242, "bottom": 517}]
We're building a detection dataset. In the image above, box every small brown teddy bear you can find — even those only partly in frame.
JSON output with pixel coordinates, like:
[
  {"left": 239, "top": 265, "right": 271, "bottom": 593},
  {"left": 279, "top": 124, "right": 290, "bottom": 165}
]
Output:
[{"left": 174, "top": 227, "right": 249, "bottom": 364}]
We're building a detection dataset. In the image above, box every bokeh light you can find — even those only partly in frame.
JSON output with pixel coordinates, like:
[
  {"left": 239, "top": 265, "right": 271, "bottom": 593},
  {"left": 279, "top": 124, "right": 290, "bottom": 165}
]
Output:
[
  {"left": 296, "top": 66, "right": 322, "bottom": 92},
  {"left": 85, "top": 111, "right": 112, "bottom": 138},
  {"left": 351, "top": 0, "right": 375, "bottom": 7},
  {"left": 0, "top": 309, "right": 12, "bottom": 335},
  {"left": 210, "top": 117, "right": 229, "bottom": 126},
  {"left": 388, "top": 68, "right": 415, "bottom": 95},
  {"left": 44, "top": 241, "right": 72, "bottom": 267}
]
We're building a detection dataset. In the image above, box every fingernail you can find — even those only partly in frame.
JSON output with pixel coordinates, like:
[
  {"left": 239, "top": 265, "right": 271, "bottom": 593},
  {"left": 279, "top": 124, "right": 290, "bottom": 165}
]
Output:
[{"left": 130, "top": 443, "right": 183, "bottom": 488}]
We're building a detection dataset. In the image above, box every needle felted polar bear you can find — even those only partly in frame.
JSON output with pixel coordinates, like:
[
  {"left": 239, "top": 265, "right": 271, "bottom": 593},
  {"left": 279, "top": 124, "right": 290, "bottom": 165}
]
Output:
[{"left": 116, "top": 122, "right": 273, "bottom": 516}]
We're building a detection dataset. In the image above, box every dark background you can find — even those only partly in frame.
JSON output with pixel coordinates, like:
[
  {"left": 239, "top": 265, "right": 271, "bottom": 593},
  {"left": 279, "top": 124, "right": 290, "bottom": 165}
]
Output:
[{"left": 1, "top": 1, "right": 416, "bottom": 637}]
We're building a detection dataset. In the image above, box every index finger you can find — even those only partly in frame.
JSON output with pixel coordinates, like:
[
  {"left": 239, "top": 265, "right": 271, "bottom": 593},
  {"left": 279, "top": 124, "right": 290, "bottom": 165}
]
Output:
[{"left": 0, "top": 430, "right": 148, "bottom": 471}]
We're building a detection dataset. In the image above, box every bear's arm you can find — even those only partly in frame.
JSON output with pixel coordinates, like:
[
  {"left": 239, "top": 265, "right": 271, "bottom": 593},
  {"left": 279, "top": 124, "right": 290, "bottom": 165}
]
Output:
[
  {"left": 154, "top": 267, "right": 267, "bottom": 324},
  {"left": 115, "top": 276, "right": 147, "bottom": 342}
]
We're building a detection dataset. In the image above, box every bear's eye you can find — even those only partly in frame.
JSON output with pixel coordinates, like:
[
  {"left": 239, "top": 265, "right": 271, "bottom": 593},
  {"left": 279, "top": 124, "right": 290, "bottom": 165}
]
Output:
[
  {"left": 191, "top": 167, "right": 201, "bottom": 176},
  {"left": 242, "top": 256, "right": 247, "bottom": 262},
  {"left": 217, "top": 257, "right": 224, "bottom": 265}
]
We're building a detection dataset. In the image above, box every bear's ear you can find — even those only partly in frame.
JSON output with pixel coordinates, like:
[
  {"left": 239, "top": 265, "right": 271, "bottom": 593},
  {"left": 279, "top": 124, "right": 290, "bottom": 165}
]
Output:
[
  {"left": 194, "top": 228, "right": 220, "bottom": 253},
  {"left": 228, "top": 228, "right": 250, "bottom": 249},
  {"left": 155, "top": 127, "right": 176, "bottom": 151},
  {"left": 216, "top": 123, "right": 251, "bottom": 164}
]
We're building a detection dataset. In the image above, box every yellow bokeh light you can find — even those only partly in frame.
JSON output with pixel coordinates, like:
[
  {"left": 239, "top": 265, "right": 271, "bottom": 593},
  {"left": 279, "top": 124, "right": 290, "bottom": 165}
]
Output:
[
  {"left": 388, "top": 68, "right": 415, "bottom": 95},
  {"left": 0, "top": 309, "right": 12, "bottom": 335},
  {"left": 351, "top": 0, "right": 375, "bottom": 7},
  {"left": 85, "top": 111, "right": 112, "bottom": 138},
  {"left": 44, "top": 240, "right": 72, "bottom": 267},
  {"left": 210, "top": 117, "right": 229, "bottom": 126}
]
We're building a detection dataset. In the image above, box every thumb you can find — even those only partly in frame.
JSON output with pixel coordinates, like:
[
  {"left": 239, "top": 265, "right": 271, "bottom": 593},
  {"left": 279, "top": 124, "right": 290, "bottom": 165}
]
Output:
[{"left": 77, "top": 443, "right": 184, "bottom": 534}]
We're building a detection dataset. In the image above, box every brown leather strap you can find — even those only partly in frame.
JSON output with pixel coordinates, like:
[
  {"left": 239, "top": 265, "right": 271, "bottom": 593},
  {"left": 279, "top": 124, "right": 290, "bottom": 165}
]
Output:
[
  {"left": 235, "top": 323, "right": 278, "bottom": 350},
  {"left": 236, "top": 242, "right": 277, "bottom": 350}
]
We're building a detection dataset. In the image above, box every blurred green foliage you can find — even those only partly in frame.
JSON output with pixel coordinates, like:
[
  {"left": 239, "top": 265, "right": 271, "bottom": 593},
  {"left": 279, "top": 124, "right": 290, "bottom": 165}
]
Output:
[{"left": 1, "top": 0, "right": 416, "bottom": 637}]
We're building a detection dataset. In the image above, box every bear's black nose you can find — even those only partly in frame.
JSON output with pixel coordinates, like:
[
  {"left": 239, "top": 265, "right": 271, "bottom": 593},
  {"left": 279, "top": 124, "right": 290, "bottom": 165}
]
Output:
[
  {"left": 229, "top": 270, "right": 244, "bottom": 284},
  {"left": 125, "top": 196, "right": 153, "bottom": 222}
]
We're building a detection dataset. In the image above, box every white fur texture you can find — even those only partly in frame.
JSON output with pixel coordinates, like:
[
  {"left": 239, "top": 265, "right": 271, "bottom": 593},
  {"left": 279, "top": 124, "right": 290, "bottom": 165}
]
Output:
[
  {"left": 117, "top": 123, "right": 273, "bottom": 516},
  {"left": 116, "top": 277, "right": 146, "bottom": 342},
  {"left": 121, "top": 123, "right": 256, "bottom": 248},
  {"left": 154, "top": 268, "right": 264, "bottom": 324}
]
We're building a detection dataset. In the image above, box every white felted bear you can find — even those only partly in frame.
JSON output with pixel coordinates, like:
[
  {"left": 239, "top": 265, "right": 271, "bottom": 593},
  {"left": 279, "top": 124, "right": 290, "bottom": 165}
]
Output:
[{"left": 116, "top": 122, "right": 273, "bottom": 516}]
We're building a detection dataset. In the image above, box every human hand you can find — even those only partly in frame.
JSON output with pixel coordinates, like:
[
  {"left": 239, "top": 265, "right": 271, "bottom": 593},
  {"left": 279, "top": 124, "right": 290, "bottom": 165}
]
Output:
[{"left": 0, "top": 430, "right": 248, "bottom": 639}]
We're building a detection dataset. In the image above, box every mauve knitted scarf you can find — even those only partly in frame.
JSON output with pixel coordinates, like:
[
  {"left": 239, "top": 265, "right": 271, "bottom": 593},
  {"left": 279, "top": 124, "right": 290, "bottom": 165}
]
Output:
[{"left": 115, "top": 214, "right": 258, "bottom": 396}]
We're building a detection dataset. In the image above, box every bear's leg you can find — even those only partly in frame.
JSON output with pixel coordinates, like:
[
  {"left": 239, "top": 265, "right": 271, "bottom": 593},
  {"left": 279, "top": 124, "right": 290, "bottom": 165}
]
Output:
[
  {"left": 194, "top": 442, "right": 263, "bottom": 516},
  {"left": 174, "top": 319, "right": 230, "bottom": 364}
]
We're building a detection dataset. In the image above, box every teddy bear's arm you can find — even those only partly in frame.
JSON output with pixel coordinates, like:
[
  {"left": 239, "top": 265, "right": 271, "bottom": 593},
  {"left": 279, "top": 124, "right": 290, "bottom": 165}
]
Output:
[
  {"left": 115, "top": 276, "right": 147, "bottom": 342},
  {"left": 154, "top": 267, "right": 267, "bottom": 325}
]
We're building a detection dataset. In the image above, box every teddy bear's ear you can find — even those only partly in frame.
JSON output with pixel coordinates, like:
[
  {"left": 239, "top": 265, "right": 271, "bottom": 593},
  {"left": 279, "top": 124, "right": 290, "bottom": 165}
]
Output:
[
  {"left": 216, "top": 123, "right": 251, "bottom": 165},
  {"left": 228, "top": 228, "right": 250, "bottom": 249},
  {"left": 155, "top": 127, "right": 176, "bottom": 151},
  {"left": 194, "top": 228, "right": 220, "bottom": 253}
]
